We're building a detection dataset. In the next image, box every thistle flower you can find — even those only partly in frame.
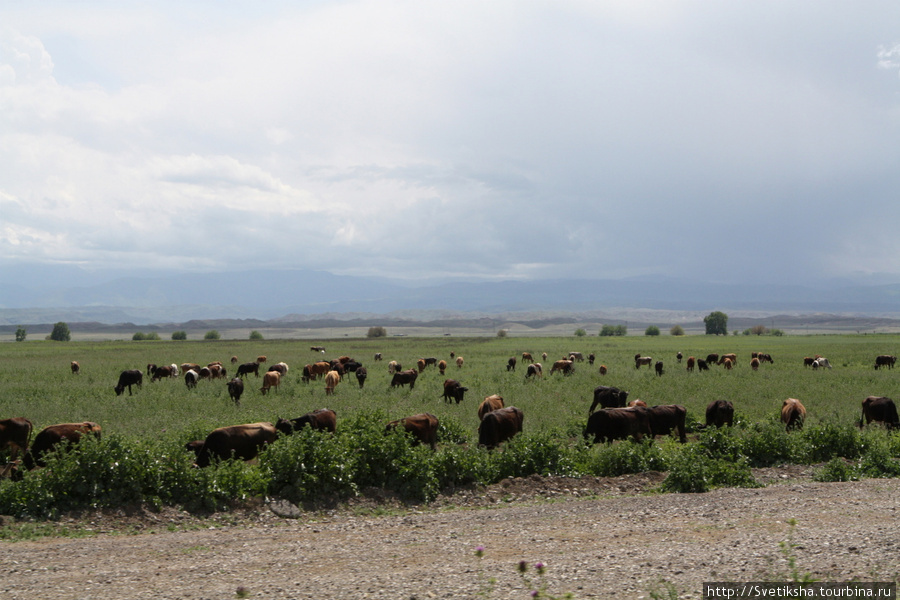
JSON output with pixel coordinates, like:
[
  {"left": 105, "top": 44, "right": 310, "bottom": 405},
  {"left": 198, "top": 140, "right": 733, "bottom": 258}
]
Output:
[
  {"left": 518, "top": 560, "right": 529, "bottom": 573},
  {"left": 534, "top": 562, "right": 546, "bottom": 575},
  {"left": 474, "top": 545, "right": 485, "bottom": 558}
]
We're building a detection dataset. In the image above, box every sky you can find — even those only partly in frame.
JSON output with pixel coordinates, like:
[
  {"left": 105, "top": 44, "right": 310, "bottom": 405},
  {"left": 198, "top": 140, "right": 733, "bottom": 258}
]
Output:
[{"left": 2, "top": 1, "right": 899, "bottom": 287}]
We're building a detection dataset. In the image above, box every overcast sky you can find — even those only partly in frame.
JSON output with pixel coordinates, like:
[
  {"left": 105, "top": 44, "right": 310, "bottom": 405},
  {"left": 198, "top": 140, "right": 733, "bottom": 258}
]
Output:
[{"left": 2, "top": 1, "right": 899, "bottom": 286}]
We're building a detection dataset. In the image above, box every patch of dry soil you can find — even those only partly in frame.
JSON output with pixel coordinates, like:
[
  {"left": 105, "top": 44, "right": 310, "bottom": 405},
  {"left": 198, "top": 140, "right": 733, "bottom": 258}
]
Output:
[{"left": 2, "top": 467, "right": 899, "bottom": 599}]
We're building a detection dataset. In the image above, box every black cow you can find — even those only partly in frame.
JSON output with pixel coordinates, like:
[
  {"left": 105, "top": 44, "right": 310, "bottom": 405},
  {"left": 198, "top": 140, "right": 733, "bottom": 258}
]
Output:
[
  {"left": 583, "top": 407, "right": 652, "bottom": 444},
  {"left": 478, "top": 406, "right": 524, "bottom": 449},
  {"left": 874, "top": 355, "right": 897, "bottom": 370},
  {"left": 236, "top": 362, "right": 260, "bottom": 378},
  {"left": 355, "top": 366, "right": 368, "bottom": 388},
  {"left": 697, "top": 359, "right": 710, "bottom": 371},
  {"left": 705, "top": 354, "right": 719, "bottom": 365},
  {"left": 705, "top": 400, "right": 734, "bottom": 428},
  {"left": 589, "top": 385, "right": 629, "bottom": 413},
  {"left": 507, "top": 357, "right": 517, "bottom": 372},
  {"left": 654, "top": 361, "right": 664, "bottom": 376},
  {"left": 390, "top": 369, "right": 418, "bottom": 390},
  {"left": 227, "top": 377, "right": 244, "bottom": 405},
  {"left": 525, "top": 363, "right": 542, "bottom": 379},
  {"left": 114, "top": 369, "right": 143, "bottom": 396},
  {"left": 860, "top": 396, "right": 899, "bottom": 429},
  {"left": 276, "top": 409, "right": 337, "bottom": 435},
  {"left": 0, "top": 417, "right": 33, "bottom": 460},
  {"left": 647, "top": 405, "right": 687, "bottom": 443},
  {"left": 441, "top": 379, "right": 469, "bottom": 403}
]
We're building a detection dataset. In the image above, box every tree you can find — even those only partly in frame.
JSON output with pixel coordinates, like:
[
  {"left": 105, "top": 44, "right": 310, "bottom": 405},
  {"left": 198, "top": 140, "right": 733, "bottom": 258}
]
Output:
[
  {"left": 171, "top": 331, "right": 187, "bottom": 340},
  {"left": 204, "top": 330, "right": 221, "bottom": 340},
  {"left": 670, "top": 325, "right": 685, "bottom": 336},
  {"left": 50, "top": 321, "right": 71, "bottom": 342},
  {"left": 645, "top": 325, "right": 660, "bottom": 336},
  {"left": 132, "top": 332, "right": 146, "bottom": 341},
  {"left": 574, "top": 328, "right": 587, "bottom": 337},
  {"left": 703, "top": 311, "right": 728, "bottom": 336},
  {"left": 600, "top": 324, "right": 627, "bottom": 337},
  {"left": 367, "top": 326, "right": 387, "bottom": 338},
  {"left": 496, "top": 329, "right": 508, "bottom": 338},
  {"left": 249, "top": 330, "right": 264, "bottom": 340},
  {"left": 15, "top": 326, "right": 26, "bottom": 342},
  {"left": 750, "top": 325, "right": 768, "bottom": 336}
]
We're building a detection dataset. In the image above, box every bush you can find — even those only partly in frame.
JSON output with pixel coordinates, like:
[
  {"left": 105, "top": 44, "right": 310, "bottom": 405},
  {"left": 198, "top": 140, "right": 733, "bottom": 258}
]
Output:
[
  {"left": 574, "top": 328, "right": 586, "bottom": 337},
  {"left": 49, "top": 322, "right": 71, "bottom": 342},
  {"left": 367, "top": 326, "right": 387, "bottom": 338},
  {"left": 249, "top": 331, "right": 264, "bottom": 340},
  {"left": 204, "top": 330, "right": 221, "bottom": 340},
  {"left": 599, "top": 324, "right": 627, "bottom": 337},
  {"left": 661, "top": 444, "right": 758, "bottom": 493},
  {"left": 171, "top": 331, "right": 187, "bottom": 340},
  {"left": 587, "top": 439, "right": 666, "bottom": 477},
  {"left": 669, "top": 325, "right": 685, "bottom": 336},
  {"left": 813, "top": 457, "right": 859, "bottom": 482},
  {"left": 645, "top": 326, "right": 660, "bottom": 336},
  {"left": 15, "top": 326, "right": 26, "bottom": 342}
]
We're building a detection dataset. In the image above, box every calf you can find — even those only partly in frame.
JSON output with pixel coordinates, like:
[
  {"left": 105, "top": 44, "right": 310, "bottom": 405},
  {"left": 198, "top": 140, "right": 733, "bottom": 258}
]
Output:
[{"left": 276, "top": 409, "right": 337, "bottom": 435}]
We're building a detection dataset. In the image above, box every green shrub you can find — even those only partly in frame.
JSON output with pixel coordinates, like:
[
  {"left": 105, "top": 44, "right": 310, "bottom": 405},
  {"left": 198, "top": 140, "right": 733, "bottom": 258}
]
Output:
[
  {"left": 171, "top": 331, "right": 187, "bottom": 340},
  {"left": 587, "top": 439, "right": 666, "bottom": 477},
  {"left": 740, "top": 422, "right": 801, "bottom": 467},
  {"left": 262, "top": 428, "right": 357, "bottom": 504},
  {"left": 801, "top": 423, "right": 864, "bottom": 463},
  {"left": 490, "top": 432, "right": 581, "bottom": 481},
  {"left": 813, "top": 457, "right": 859, "bottom": 482},
  {"left": 661, "top": 444, "right": 758, "bottom": 493}
]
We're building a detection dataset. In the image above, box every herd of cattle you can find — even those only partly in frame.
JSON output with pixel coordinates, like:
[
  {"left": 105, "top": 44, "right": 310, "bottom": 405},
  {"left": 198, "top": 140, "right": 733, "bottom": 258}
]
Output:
[{"left": 2, "top": 348, "right": 897, "bottom": 479}]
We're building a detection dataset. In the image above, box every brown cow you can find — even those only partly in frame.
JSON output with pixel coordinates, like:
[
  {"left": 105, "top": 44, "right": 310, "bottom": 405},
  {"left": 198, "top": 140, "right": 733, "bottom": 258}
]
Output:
[
  {"left": 686, "top": 356, "right": 695, "bottom": 372},
  {"left": 181, "top": 363, "right": 201, "bottom": 375},
  {"left": 628, "top": 399, "right": 648, "bottom": 408},
  {"left": 256, "top": 355, "right": 267, "bottom": 364},
  {"left": 781, "top": 398, "right": 806, "bottom": 431},
  {"left": 584, "top": 407, "right": 651, "bottom": 444},
  {"left": 386, "top": 413, "right": 439, "bottom": 449},
  {"left": 705, "top": 400, "right": 734, "bottom": 428},
  {"left": 750, "top": 357, "right": 761, "bottom": 371},
  {"left": 324, "top": 370, "right": 340, "bottom": 395},
  {"left": 388, "top": 360, "right": 402, "bottom": 375},
  {"left": 598, "top": 364, "right": 608, "bottom": 375},
  {"left": 550, "top": 359, "right": 574, "bottom": 375},
  {"left": 719, "top": 353, "right": 737, "bottom": 366},
  {"left": 390, "top": 369, "right": 418, "bottom": 390},
  {"left": 70, "top": 361, "right": 80, "bottom": 375},
  {"left": 860, "top": 396, "right": 899, "bottom": 429},
  {"left": 706, "top": 353, "right": 719, "bottom": 365},
  {"left": 23, "top": 422, "right": 102, "bottom": 469},
  {"left": 456, "top": 356, "right": 464, "bottom": 369},
  {"left": 150, "top": 364, "right": 175, "bottom": 382},
  {"left": 260, "top": 371, "right": 281, "bottom": 395},
  {"left": 442, "top": 379, "right": 468, "bottom": 403},
  {"left": 722, "top": 357, "right": 734, "bottom": 370},
  {"left": 522, "top": 352, "right": 534, "bottom": 363},
  {"left": 374, "top": 352, "right": 383, "bottom": 361},
  {"left": 0, "top": 417, "right": 33, "bottom": 460},
  {"left": 209, "top": 364, "right": 227, "bottom": 379},
  {"left": 416, "top": 358, "right": 427, "bottom": 373},
  {"left": 276, "top": 409, "right": 337, "bottom": 435},
  {"left": 634, "top": 356, "right": 652, "bottom": 369},
  {"left": 309, "top": 361, "right": 331, "bottom": 379},
  {"left": 525, "top": 362, "right": 543, "bottom": 379},
  {"left": 478, "top": 394, "right": 505, "bottom": 420},
  {"left": 230, "top": 355, "right": 239, "bottom": 364},
  {"left": 438, "top": 360, "right": 447, "bottom": 375},
  {"left": 194, "top": 422, "right": 278, "bottom": 468},
  {"left": 478, "top": 406, "right": 524, "bottom": 449},
  {"left": 647, "top": 405, "right": 687, "bottom": 443},
  {"left": 227, "top": 377, "right": 244, "bottom": 405}
]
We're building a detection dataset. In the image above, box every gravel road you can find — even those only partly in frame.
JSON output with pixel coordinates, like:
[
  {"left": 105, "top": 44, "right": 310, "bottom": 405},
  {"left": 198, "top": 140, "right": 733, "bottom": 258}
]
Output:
[{"left": 2, "top": 470, "right": 899, "bottom": 599}]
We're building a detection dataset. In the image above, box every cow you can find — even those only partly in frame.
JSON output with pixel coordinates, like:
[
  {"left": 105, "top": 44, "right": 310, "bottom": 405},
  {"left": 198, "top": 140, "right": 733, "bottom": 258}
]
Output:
[
  {"left": 256, "top": 355, "right": 267, "bottom": 364},
  {"left": 194, "top": 422, "right": 278, "bottom": 468},
  {"left": 722, "top": 357, "right": 734, "bottom": 370},
  {"left": 0, "top": 417, "right": 33, "bottom": 460},
  {"left": 343, "top": 360, "right": 363, "bottom": 374},
  {"left": 706, "top": 353, "right": 719, "bottom": 365},
  {"left": 181, "top": 363, "right": 201, "bottom": 375},
  {"left": 860, "top": 396, "right": 899, "bottom": 429},
  {"left": 70, "top": 361, "right": 80, "bottom": 375},
  {"left": 209, "top": 364, "right": 226, "bottom": 379},
  {"left": 456, "top": 356, "right": 464, "bottom": 369},
  {"left": 584, "top": 407, "right": 652, "bottom": 444},
  {"left": 568, "top": 352, "right": 584, "bottom": 362},
  {"left": 355, "top": 366, "right": 368, "bottom": 388},
  {"left": 654, "top": 361, "right": 664, "bottom": 376},
  {"left": 634, "top": 356, "right": 652, "bottom": 369},
  {"left": 388, "top": 360, "right": 402, "bottom": 375},
  {"left": 759, "top": 353, "right": 774, "bottom": 364},
  {"left": 386, "top": 413, "right": 439, "bottom": 449},
  {"left": 324, "top": 370, "right": 340, "bottom": 395},
  {"left": 522, "top": 352, "right": 534, "bottom": 363},
  {"left": 647, "top": 405, "right": 687, "bottom": 443},
  {"left": 525, "top": 363, "right": 543, "bottom": 379},
  {"left": 750, "top": 357, "right": 761, "bottom": 371},
  {"left": 276, "top": 409, "right": 337, "bottom": 435},
  {"left": 227, "top": 377, "right": 244, "bottom": 405},
  {"left": 237, "top": 362, "right": 260, "bottom": 378},
  {"left": 589, "top": 385, "right": 629, "bottom": 413},
  {"left": 874, "top": 355, "right": 897, "bottom": 370},
  {"left": 441, "top": 379, "right": 469, "bottom": 404},
  {"left": 184, "top": 369, "right": 200, "bottom": 389},
  {"left": 478, "top": 406, "right": 524, "bottom": 449},
  {"left": 541, "top": 352, "right": 548, "bottom": 361},
  {"left": 588, "top": 353, "right": 596, "bottom": 365},
  {"left": 507, "top": 357, "right": 517, "bottom": 372},
  {"left": 150, "top": 364, "right": 176, "bottom": 382},
  {"left": 267, "top": 362, "right": 289, "bottom": 376},
  {"left": 697, "top": 359, "right": 710, "bottom": 371},
  {"left": 676, "top": 351, "right": 683, "bottom": 364},
  {"left": 478, "top": 394, "right": 505, "bottom": 420},
  {"left": 550, "top": 359, "right": 574, "bottom": 375},
  {"left": 198, "top": 367, "right": 212, "bottom": 380},
  {"left": 628, "top": 399, "right": 648, "bottom": 408},
  {"left": 230, "top": 356, "right": 239, "bottom": 364},
  {"left": 438, "top": 360, "right": 447, "bottom": 375},
  {"left": 781, "top": 398, "right": 806, "bottom": 431},
  {"left": 260, "top": 371, "right": 281, "bottom": 395},
  {"left": 373, "top": 352, "right": 383, "bottom": 361},
  {"left": 310, "top": 346, "right": 326, "bottom": 352},
  {"left": 705, "top": 400, "right": 734, "bottom": 428},
  {"left": 23, "top": 422, "right": 102, "bottom": 470},
  {"left": 812, "top": 357, "right": 832, "bottom": 369},
  {"left": 417, "top": 358, "right": 427, "bottom": 373},
  {"left": 390, "top": 369, "right": 418, "bottom": 390},
  {"left": 598, "top": 364, "right": 608, "bottom": 375},
  {"left": 686, "top": 356, "right": 695, "bottom": 372},
  {"left": 719, "top": 353, "right": 737, "bottom": 366},
  {"left": 803, "top": 357, "right": 816, "bottom": 367},
  {"left": 114, "top": 369, "right": 143, "bottom": 396}
]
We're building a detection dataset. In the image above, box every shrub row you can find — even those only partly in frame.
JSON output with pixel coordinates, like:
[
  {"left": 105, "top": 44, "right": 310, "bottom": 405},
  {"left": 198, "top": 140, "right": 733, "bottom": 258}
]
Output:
[{"left": 2, "top": 413, "right": 899, "bottom": 519}]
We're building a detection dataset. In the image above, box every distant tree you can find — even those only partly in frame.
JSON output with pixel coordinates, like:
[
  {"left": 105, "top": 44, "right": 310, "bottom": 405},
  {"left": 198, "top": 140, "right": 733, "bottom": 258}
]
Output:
[
  {"left": 145, "top": 332, "right": 160, "bottom": 340},
  {"left": 645, "top": 325, "right": 660, "bottom": 336},
  {"left": 670, "top": 325, "right": 685, "bottom": 336},
  {"left": 750, "top": 325, "right": 768, "bottom": 336},
  {"left": 496, "top": 329, "right": 508, "bottom": 338},
  {"left": 171, "top": 331, "right": 187, "bottom": 340},
  {"left": 600, "top": 324, "right": 627, "bottom": 337},
  {"left": 367, "top": 326, "right": 387, "bottom": 338},
  {"left": 132, "top": 332, "right": 146, "bottom": 341},
  {"left": 770, "top": 329, "right": 784, "bottom": 337},
  {"left": 204, "top": 330, "right": 221, "bottom": 340},
  {"left": 249, "top": 330, "right": 264, "bottom": 340},
  {"left": 703, "top": 311, "right": 728, "bottom": 336},
  {"left": 15, "top": 326, "right": 26, "bottom": 342},
  {"left": 50, "top": 321, "right": 71, "bottom": 342},
  {"left": 574, "top": 328, "right": 587, "bottom": 337}
]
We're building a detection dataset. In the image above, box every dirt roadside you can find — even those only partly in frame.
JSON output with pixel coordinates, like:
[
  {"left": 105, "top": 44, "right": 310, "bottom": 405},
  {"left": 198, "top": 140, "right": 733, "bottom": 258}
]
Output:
[{"left": 1, "top": 468, "right": 899, "bottom": 599}]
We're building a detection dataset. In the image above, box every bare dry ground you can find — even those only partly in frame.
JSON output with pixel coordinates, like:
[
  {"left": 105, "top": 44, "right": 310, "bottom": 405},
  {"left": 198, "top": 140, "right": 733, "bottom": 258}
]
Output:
[{"left": 2, "top": 467, "right": 899, "bottom": 599}]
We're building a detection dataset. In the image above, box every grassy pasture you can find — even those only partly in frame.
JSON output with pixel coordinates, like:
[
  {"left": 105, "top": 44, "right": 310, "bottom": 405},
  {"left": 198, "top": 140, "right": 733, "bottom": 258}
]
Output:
[{"left": 1, "top": 333, "right": 898, "bottom": 442}]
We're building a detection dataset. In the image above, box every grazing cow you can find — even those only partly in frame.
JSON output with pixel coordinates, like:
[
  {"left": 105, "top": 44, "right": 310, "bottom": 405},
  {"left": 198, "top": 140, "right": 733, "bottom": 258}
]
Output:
[
  {"left": 584, "top": 407, "right": 652, "bottom": 444},
  {"left": 230, "top": 356, "right": 239, "bottom": 364},
  {"left": 310, "top": 346, "right": 326, "bottom": 352},
  {"left": 722, "top": 357, "right": 734, "bottom": 370},
  {"left": 388, "top": 360, "right": 402, "bottom": 375},
  {"left": 759, "top": 353, "right": 774, "bottom": 364},
  {"left": 705, "top": 400, "right": 734, "bottom": 428},
  {"left": 522, "top": 352, "right": 534, "bottom": 363},
  {"left": 424, "top": 357, "right": 437, "bottom": 367},
  {"left": 634, "top": 356, "right": 653, "bottom": 369},
  {"left": 194, "top": 422, "right": 278, "bottom": 468},
  {"left": 256, "top": 355, "right": 267, "bottom": 364},
  {"left": 647, "top": 405, "right": 687, "bottom": 443},
  {"left": 23, "top": 422, "right": 102, "bottom": 470},
  {"left": 267, "top": 363, "right": 288, "bottom": 375},
  {"left": 507, "top": 357, "right": 517, "bottom": 372},
  {"left": 386, "top": 413, "right": 439, "bottom": 449},
  {"left": 568, "top": 352, "right": 584, "bottom": 362},
  {"left": 181, "top": 363, "right": 201, "bottom": 374},
  {"left": 308, "top": 361, "right": 331, "bottom": 380},
  {"left": 860, "top": 396, "right": 899, "bottom": 429},
  {"left": 676, "top": 352, "right": 683, "bottom": 363},
  {"left": 654, "top": 361, "right": 664, "bottom": 376},
  {"left": 374, "top": 352, "right": 383, "bottom": 361},
  {"left": 324, "top": 370, "right": 340, "bottom": 395},
  {"left": 550, "top": 359, "right": 574, "bottom": 375},
  {"left": 276, "top": 409, "right": 337, "bottom": 435},
  {"left": 478, "top": 395, "right": 505, "bottom": 420},
  {"left": 343, "top": 360, "right": 363, "bottom": 374},
  {"left": 697, "top": 359, "right": 710, "bottom": 371},
  {"left": 541, "top": 352, "right": 548, "bottom": 361},
  {"left": 628, "top": 399, "right": 648, "bottom": 408},
  {"left": 198, "top": 367, "right": 212, "bottom": 380},
  {"left": 598, "top": 364, "right": 608, "bottom": 375},
  {"left": 70, "top": 361, "right": 80, "bottom": 375},
  {"left": 438, "top": 360, "right": 447, "bottom": 375},
  {"left": 114, "top": 369, "right": 143, "bottom": 396},
  {"left": 355, "top": 366, "right": 368, "bottom": 388},
  {"left": 803, "top": 357, "right": 816, "bottom": 368},
  {"left": 227, "top": 377, "right": 244, "bottom": 405},
  {"left": 525, "top": 363, "right": 543, "bottom": 379},
  {"left": 237, "top": 362, "right": 260, "bottom": 378},
  {"left": 450, "top": 352, "right": 455, "bottom": 359},
  {"left": 151, "top": 364, "right": 176, "bottom": 382},
  {"left": 590, "top": 385, "right": 629, "bottom": 413},
  {"left": 812, "top": 357, "right": 832, "bottom": 369},
  {"left": 750, "top": 357, "right": 761, "bottom": 371},
  {"left": 260, "top": 371, "right": 281, "bottom": 395},
  {"left": 588, "top": 353, "right": 596, "bottom": 365},
  {"left": 718, "top": 353, "right": 737, "bottom": 366},
  {"left": 706, "top": 354, "right": 719, "bottom": 365},
  {"left": 184, "top": 369, "right": 200, "bottom": 389},
  {"left": 781, "top": 398, "right": 806, "bottom": 431},
  {"left": 686, "top": 356, "right": 695, "bottom": 372},
  {"left": 390, "top": 369, "right": 418, "bottom": 390},
  {"left": 456, "top": 356, "right": 464, "bottom": 369},
  {"left": 417, "top": 358, "right": 427, "bottom": 373},
  {"left": 478, "top": 406, "right": 524, "bottom": 449},
  {"left": 441, "top": 379, "right": 469, "bottom": 403},
  {"left": 208, "top": 364, "right": 226, "bottom": 379},
  {"left": 874, "top": 355, "right": 897, "bottom": 370},
  {"left": 0, "top": 417, "right": 33, "bottom": 460}
]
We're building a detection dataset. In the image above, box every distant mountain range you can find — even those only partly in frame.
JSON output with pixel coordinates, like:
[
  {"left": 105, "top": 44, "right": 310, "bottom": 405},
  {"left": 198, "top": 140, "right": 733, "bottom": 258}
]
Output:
[{"left": 1, "top": 265, "right": 899, "bottom": 326}]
